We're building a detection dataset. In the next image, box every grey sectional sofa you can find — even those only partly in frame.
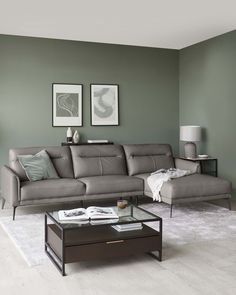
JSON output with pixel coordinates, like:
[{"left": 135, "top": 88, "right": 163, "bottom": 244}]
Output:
[{"left": 0, "top": 144, "right": 232, "bottom": 219}]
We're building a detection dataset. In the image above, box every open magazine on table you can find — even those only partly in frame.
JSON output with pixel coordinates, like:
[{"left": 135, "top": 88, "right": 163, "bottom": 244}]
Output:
[{"left": 58, "top": 206, "right": 118, "bottom": 221}]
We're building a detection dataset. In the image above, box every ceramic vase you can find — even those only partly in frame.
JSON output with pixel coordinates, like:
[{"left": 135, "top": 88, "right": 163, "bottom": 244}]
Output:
[
  {"left": 73, "top": 130, "right": 80, "bottom": 144},
  {"left": 66, "top": 127, "right": 73, "bottom": 143}
]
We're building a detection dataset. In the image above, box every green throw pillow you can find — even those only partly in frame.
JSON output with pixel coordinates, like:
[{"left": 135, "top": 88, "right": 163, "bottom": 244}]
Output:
[{"left": 18, "top": 150, "right": 59, "bottom": 181}]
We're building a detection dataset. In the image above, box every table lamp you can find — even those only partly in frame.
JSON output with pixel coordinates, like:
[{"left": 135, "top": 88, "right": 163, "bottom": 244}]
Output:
[{"left": 180, "top": 126, "right": 201, "bottom": 158}]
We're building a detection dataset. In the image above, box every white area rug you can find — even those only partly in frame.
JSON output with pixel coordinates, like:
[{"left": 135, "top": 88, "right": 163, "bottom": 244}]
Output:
[
  {"left": 142, "top": 202, "right": 236, "bottom": 246},
  {"left": 0, "top": 202, "right": 236, "bottom": 267},
  {"left": 0, "top": 214, "right": 46, "bottom": 266}
]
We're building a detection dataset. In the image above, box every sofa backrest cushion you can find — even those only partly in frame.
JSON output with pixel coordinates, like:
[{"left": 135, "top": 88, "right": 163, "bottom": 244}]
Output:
[
  {"left": 9, "top": 146, "right": 74, "bottom": 181},
  {"left": 70, "top": 145, "right": 127, "bottom": 178},
  {"left": 123, "top": 144, "right": 174, "bottom": 176}
]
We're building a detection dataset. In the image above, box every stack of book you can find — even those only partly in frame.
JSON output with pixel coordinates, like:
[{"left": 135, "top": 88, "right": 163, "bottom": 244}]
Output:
[
  {"left": 112, "top": 223, "right": 143, "bottom": 232},
  {"left": 87, "top": 139, "right": 109, "bottom": 143}
]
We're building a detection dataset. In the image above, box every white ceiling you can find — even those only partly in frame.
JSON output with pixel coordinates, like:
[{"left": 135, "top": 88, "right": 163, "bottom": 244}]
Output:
[{"left": 0, "top": 0, "right": 236, "bottom": 49}]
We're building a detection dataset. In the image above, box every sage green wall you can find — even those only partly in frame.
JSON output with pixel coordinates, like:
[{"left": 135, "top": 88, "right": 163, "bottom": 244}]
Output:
[
  {"left": 0, "top": 34, "right": 179, "bottom": 168},
  {"left": 179, "top": 30, "right": 236, "bottom": 197}
]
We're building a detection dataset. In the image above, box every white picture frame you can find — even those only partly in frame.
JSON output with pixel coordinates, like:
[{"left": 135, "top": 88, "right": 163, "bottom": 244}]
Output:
[
  {"left": 90, "top": 84, "right": 119, "bottom": 126},
  {"left": 52, "top": 83, "right": 83, "bottom": 127}
]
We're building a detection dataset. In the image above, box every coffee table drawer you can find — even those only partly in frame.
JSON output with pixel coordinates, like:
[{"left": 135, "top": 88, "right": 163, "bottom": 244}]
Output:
[{"left": 65, "top": 235, "right": 161, "bottom": 263}]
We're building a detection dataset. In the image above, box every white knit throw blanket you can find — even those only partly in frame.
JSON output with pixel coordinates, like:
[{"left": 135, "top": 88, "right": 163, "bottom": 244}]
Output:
[{"left": 147, "top": 168, "right": 191, "bottom": 202}]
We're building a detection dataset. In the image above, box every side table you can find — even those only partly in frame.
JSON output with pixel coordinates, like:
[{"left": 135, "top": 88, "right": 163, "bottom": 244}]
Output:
[{"left": 179, "top": 157, "right": 218, "bottom": 177}]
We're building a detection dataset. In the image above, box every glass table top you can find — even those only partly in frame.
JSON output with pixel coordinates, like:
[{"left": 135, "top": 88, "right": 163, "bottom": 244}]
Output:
[{"left": 46, "top": 205, "right": 161, "bottom": 230}]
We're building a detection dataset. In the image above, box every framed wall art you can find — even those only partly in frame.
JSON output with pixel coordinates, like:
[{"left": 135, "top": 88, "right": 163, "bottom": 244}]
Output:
[
  {"left": 52, "top": 83, "right": 83, "bottom": 127},
  {"left": 90, "top": 84, "right": 119, "bottom": 126}
]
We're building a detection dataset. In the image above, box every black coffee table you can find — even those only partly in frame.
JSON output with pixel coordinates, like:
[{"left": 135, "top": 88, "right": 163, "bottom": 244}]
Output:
[{"left": 45, "top": 205, "right": 162, "bottom": 276}]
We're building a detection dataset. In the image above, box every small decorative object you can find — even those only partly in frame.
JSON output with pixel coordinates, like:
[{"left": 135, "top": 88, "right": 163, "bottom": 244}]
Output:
[
  {"left": 198, "top": 154, "right": 209, "bottom": 158},
  {"left": 73, "top": 130, "right": 80, "bottom": 143},
  {"left": 87, "top": 139, "right": 108, "bottom": 143},
  {"left": 180, "top": 125, "right": 201, "bottom": 158},
  {"left": 66, "top": 127, "right": 73, "bottom": 143},
  {"left": 117, "top": 199, "right": 129, "bottom": 217},
  {"left": 117, "top": 199, "right": 128, "bottom": 209},
  {"left": 52, "top": 83, "right": 83, "bottom": 126},
  {"left": 90, "top": 84, "right": 119, "bottom": 126}
]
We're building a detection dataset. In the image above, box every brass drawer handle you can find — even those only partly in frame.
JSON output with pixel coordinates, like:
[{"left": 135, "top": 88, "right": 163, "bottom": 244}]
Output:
[{"left": 106, "top": 240, "right": 124, "bottom": 244}]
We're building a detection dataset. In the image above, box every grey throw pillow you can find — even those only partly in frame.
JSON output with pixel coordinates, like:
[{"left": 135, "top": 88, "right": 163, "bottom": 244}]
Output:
[{"left": 18, "top": 150, "right": 59, "bottom": 181}]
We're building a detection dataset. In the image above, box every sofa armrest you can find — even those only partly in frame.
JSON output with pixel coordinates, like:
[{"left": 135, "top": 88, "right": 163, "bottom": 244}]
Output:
[
  {"left": 174, "top": 158, "right": 200, "bottom": 174},
  {"left": 1, "top": 165, "right": 21, "bottom": 206}
]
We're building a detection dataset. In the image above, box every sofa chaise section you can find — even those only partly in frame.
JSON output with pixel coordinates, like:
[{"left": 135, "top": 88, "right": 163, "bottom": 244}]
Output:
[
  {"left": 123, "top": 144, "right": 232, "bottom": 217},
  {"left": 137, "top": 172, "right": 231, "bottom": 202}
]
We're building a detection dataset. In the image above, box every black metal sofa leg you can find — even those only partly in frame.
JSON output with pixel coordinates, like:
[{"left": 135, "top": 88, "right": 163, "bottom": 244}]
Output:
[
  {"left": 170, "top": 204, "right": 173, "bottom": 218},
  {"left": 1, "top": 198, "right": 6, "bottom": 210},
  {"left": 13, "top": 206, "right": 17, "bottom": 221},
  {"left": 227, "top": 199, "right": 231, "bottom": 211}
]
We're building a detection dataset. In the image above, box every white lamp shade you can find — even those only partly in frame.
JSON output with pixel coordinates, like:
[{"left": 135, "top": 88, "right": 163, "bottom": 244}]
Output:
[{"left": 180, "top": 126, "right": 201, "bottom": 142}]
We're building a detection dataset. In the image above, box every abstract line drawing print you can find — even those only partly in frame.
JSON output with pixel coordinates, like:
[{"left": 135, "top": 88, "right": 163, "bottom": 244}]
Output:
[
  {"left": 93, "top": 87, "right": 115, "bottom": 119},
  {"left": 56, "top": 93, "right": 79, "bottom": 117}
]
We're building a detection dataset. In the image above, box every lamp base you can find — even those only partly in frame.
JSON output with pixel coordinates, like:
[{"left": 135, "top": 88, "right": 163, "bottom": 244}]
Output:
[{"left": 184, "top": 142, "right": 197, "bottom": 159}]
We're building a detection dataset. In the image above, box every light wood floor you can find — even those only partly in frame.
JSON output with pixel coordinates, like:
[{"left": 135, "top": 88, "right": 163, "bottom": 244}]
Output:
[{"left": 0, "top": 199, "right": 235, "bottom": 295}]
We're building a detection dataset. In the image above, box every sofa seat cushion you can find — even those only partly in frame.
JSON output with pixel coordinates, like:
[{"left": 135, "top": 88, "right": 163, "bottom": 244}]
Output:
[
  {"left": 136, "top": 173, "right": 231, "bottom": 199},
  {"left": 21, "top": 179, "right": 86, "bottom": 201},
  {"left": 79, "top": 175, "right": 143, "bottom": 195}
]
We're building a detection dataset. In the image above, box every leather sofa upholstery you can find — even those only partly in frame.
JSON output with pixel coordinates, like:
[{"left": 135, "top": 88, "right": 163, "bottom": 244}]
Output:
[
  {"left": 79, "top": 175, "right": 143, "bottom": 195},
  {"left": 123, "top": 144, "right": 174, "bottom": 176},
  {"left": 21, "top": 178, "right": 86, "bottom": 201},
  {"left": 136, "top": 173, "right": 231, "bottom": 203},
  {"left": 161, "top": 174, "right": 231, "bottom": 201},
  {"left": 70, "top": 145, "right": 127, "bottom": 178},
  {"left": 123, "top": 144, "right": 231, "bottom": 211},
  {"left": 0, "top": 144, "right": 232, "bottom": 217},
  {"left": 9, "top": 146, "right": 74, "bottom": 180}
]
